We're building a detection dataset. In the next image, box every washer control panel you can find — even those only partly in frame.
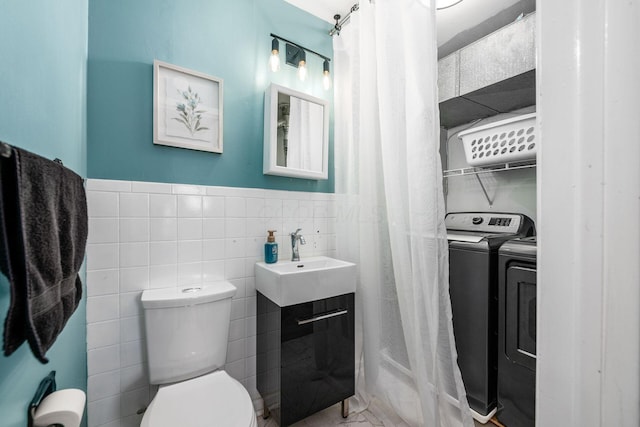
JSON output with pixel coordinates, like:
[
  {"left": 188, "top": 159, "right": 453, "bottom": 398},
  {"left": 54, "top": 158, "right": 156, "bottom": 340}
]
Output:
[{"left": 445, "top": 212, "right": 525, "bottom": 234}]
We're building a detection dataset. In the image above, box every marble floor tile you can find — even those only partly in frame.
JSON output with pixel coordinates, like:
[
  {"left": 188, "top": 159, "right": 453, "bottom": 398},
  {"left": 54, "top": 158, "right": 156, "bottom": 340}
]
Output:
[
  {"left": 257, "top": 403, "right": 381, "bottom": 427},
  {"left": 256, "top": 402, "right": 489, "bottom": 427}
]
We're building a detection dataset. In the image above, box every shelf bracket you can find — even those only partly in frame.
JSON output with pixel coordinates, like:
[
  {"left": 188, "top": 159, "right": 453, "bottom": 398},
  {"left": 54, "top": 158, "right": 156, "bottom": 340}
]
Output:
[
  {"left": 442, "top": 160, "right": 536, "bottom": 207},
  {"left": 474, "top": 173, "right": 494, "bottom": 207}
]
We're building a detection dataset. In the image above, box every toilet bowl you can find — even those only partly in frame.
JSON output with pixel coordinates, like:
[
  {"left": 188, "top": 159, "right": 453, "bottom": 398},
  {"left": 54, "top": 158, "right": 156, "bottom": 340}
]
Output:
[
  {"left": 140, "top": 282, "right": 257, "bottom": 427},
  {"left": 141, "top": 370, "right": 256, "bottom": 427}
]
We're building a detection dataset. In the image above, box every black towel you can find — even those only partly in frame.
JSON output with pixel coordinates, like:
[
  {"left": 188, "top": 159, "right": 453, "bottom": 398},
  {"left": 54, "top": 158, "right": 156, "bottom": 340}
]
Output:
[{"left": 0, "top": 146, "right": 87, "bottom": 363}]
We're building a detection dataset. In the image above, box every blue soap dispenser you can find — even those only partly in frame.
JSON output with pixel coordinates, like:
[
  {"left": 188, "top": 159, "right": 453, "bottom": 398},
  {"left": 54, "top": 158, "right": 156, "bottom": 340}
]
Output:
[{"left": 265, "top": 230, "right": 278, "bottom": 264}]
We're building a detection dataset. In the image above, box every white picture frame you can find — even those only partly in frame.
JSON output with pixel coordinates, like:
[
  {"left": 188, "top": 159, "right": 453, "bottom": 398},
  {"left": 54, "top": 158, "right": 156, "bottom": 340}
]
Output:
[{"left": 153, "top": 60, "right": 223, "bottom": 153}]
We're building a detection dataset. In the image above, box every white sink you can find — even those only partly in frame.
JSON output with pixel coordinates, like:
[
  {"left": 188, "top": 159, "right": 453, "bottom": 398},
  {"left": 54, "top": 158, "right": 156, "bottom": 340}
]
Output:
[{"left": 255, "top": 256, "right": 356, "bottom": 307}]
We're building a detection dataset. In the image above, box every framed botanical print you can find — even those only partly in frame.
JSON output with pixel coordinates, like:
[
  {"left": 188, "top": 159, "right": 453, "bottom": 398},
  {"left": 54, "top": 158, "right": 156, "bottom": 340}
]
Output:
[{"left": 153, "top": 60, "right": 223, "bottom": 153}]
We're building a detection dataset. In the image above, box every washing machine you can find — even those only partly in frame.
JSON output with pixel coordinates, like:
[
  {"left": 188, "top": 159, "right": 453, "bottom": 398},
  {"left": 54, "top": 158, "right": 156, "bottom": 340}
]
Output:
[
  {"left": 497, "top": 236, "right": 537, "bottom": 427},
  {"left": 445, "top": 212, "right": 535, "bottom": 423}
]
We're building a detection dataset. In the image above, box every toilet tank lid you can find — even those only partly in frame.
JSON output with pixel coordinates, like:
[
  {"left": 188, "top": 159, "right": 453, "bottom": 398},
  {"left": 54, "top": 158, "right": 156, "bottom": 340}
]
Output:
[{"left": 141, "top": 281, "right": 237, "bottom": 309}]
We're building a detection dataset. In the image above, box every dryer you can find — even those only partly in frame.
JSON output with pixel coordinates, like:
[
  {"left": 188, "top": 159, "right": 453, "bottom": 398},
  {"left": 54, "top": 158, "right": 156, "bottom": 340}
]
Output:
[
  {"left": 497, "top": 236, "right": 537, "bottom": 427},
  {"left": 446, "top": 212, "right": 535, "bottom": 423}
]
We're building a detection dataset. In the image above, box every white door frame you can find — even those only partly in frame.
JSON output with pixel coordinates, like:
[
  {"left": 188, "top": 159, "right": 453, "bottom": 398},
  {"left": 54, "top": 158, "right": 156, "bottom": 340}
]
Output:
[{"left": 537, "top": 0, "right": 640, "bottom": 425}]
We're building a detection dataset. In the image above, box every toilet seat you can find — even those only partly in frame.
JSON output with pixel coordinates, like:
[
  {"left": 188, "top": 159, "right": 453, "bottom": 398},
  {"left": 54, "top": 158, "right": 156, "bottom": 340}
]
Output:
[{"left": 141, "top": 370, "right": 257, "bottom": 427}]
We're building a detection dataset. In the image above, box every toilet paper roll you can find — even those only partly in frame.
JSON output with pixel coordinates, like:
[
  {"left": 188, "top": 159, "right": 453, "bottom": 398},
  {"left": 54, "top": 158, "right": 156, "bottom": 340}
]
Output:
[{"left": 32, "top": 389, "right": 86, "bottom": 427}]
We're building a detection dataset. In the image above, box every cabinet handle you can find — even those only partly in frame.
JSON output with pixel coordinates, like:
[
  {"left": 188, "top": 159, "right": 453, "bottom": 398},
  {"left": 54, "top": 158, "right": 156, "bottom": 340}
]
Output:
[{"left": 296, "top": 309, "right": 348, "bottom": 325}]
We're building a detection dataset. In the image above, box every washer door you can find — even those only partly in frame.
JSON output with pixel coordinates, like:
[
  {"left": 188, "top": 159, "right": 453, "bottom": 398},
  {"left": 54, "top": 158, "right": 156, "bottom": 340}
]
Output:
[{"left": 505, "top": 265, "right": 536, "bottom": 371}]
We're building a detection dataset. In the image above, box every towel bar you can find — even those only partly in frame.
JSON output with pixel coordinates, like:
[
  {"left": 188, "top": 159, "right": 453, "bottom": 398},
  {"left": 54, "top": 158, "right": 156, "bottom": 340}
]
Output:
[{"left": 0, "top": 141, "right": 64, "bottom": 166}]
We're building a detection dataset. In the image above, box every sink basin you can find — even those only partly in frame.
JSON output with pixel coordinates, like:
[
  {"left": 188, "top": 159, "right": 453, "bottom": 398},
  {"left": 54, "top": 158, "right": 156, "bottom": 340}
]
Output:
[{"left": 255, "top": 256, "right": 356, "bottom": 306}]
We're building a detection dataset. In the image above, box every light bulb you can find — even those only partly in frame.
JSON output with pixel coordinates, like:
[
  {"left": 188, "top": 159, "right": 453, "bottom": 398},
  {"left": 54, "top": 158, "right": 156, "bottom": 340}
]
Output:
[
  {"left": 269, "top": 50, "right": 280, "bottom": 72},
  {"left": 322, "top": 59, "right": 331, "bottom": 90},
  {"left": 323, "top": 71, "right": 331, "bottom": 90},
  {"left": 269, "top": 38, "right": 280, "bottom": 72},
  {"left": 298, "top": 60, "right": 307, "bottom": 81}
]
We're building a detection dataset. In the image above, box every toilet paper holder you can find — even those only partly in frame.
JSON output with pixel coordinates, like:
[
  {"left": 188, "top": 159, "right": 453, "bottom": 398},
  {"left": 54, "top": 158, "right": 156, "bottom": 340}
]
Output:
[
  {"left": 28, "top": 370, "right": 86, "bottom": 427},
  {"left": 28, "top": 370, "right": 59, "bottom": 427}
]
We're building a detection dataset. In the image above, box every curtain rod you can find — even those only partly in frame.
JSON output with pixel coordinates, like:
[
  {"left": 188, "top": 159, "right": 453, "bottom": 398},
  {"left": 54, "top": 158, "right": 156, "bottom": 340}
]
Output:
[{"left": 329, "top": 3, "right": 360, "bottom": 36}]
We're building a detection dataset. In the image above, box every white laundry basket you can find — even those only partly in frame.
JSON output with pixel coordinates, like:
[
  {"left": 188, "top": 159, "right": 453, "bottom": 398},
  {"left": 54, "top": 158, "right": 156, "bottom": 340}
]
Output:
[{"left": 458, "top": 113, "right": 538, "bottom": 167}]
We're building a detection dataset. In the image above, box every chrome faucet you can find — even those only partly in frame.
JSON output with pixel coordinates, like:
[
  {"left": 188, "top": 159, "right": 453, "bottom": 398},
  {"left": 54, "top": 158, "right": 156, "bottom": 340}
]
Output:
[{"left": 290, "top": 228, "right": 306, "bottom": 261}]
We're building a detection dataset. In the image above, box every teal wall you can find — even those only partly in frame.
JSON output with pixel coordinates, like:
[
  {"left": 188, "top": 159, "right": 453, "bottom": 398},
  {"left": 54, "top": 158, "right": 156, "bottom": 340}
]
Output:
[
  {"left": 88, "top": 0, "right": 334, "bottom": 192},
  {"left": 0, "top": 1, "right": 330, "bottom": 424},
  {"left": 0, "top": 1, "right": 88, "bottom": 426}
]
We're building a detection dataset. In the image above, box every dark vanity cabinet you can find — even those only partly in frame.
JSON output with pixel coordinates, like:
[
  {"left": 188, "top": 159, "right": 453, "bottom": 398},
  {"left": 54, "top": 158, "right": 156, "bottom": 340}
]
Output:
[{"left": 256, "top": 292, "right": 355, "bottom": 426}]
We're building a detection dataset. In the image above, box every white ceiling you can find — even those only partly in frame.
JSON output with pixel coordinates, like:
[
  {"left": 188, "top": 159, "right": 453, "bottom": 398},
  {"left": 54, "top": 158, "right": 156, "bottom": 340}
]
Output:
[
  {"left": 284, "top": 0, "right": 355, "bottom": 25},
  {"left": 284, "top": 0, "right": 535, "bottom": 54},
  {"left": 436, "top": 0, "right": 526, "bottom": 45}
]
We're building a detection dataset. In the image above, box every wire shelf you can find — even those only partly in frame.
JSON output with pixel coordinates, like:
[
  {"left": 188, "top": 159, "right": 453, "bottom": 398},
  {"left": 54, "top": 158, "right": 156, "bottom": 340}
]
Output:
[{"left": 443, "top": 160, "right": 536, "bottom": 178}]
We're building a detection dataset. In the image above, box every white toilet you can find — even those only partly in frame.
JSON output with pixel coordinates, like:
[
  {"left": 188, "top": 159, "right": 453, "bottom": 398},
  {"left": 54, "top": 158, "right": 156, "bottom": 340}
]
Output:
[{"left": 140, "top": 281, "right": 257, "bottom": 427}]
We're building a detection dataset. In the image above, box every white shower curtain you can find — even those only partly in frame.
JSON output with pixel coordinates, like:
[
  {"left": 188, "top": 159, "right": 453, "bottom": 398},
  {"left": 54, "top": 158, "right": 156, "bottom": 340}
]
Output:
[{"left": 334, "top": 1, "right": 473, "bottom": 426}]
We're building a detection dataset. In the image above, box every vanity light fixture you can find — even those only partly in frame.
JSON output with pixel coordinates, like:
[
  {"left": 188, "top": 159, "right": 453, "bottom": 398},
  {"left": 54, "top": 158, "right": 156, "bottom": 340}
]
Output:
[
  {"left": 322, "top": 60, "right": 331, "bottom": 90},
  {"left": 269, "top": 33, "right": 331, "bottom": 89},
  {"left": 297, "top": 49, "right": 307, "bottom": 81},
  {"left": 269, "top": 37, "right": 280, "bottom": 72}
]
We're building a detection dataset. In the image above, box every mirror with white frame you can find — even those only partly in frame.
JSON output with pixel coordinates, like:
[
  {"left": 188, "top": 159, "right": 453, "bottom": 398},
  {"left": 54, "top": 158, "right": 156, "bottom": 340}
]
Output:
[{"left": 263, "top": 83, "right": 329, "bottom": 180}]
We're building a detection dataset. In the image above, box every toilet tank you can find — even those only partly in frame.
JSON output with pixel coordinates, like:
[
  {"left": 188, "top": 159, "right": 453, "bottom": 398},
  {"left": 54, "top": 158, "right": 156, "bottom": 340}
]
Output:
[{"left": 141, "top": 282, "right": 237, "bottom": 384}]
